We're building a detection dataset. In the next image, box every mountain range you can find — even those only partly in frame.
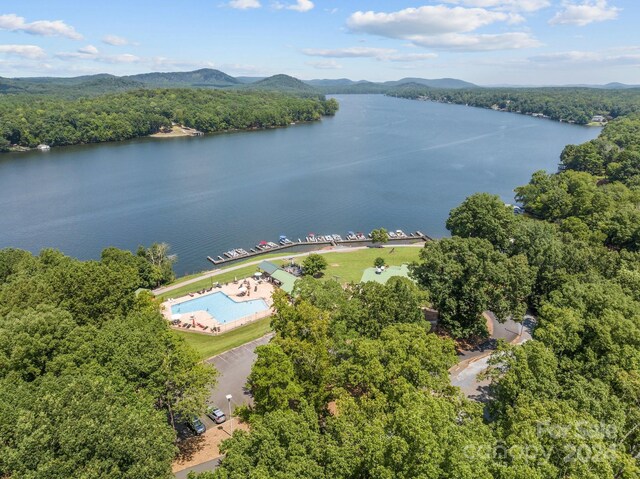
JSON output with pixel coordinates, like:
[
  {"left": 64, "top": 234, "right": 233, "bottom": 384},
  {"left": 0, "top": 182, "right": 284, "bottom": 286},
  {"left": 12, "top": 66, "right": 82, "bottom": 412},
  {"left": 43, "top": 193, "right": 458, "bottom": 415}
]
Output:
[
  {"left": 0, "top": 68, "right": 479, "bottom": 97},
  {"left": 1, "top": 68, "right": 638, "bottom": 98}
]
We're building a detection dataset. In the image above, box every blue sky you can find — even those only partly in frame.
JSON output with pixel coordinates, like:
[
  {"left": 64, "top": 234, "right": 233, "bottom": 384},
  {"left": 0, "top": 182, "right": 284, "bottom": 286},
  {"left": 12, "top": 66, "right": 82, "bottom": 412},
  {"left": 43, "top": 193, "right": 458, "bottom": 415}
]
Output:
[{"left": 0, "top": 0, "right": 638, "bottom": 85}]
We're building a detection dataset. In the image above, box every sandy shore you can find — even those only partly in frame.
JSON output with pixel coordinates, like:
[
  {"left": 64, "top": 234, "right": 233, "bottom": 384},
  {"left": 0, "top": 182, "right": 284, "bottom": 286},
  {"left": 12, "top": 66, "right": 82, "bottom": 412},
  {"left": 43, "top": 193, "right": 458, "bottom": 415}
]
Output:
[{"left": 150, "top": 125, "right": 201, "bottom": 138}]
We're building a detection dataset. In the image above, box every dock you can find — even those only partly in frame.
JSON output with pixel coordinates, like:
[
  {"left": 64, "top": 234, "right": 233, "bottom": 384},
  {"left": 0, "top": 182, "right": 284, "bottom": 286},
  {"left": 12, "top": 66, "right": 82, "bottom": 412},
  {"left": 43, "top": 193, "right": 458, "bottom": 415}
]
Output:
[{"left": 207, "top": 231, "right": 432, "bottom": 267}]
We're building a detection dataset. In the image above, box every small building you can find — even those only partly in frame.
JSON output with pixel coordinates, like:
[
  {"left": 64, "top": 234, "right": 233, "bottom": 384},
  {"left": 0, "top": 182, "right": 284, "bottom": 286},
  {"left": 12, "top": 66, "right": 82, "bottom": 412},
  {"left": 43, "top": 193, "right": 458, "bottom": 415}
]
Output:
[
  {"left": 258, "top": 260, "right": 298, "bottom": 295},
  {"left": 591, "top": 115, "right": 606, "bottom": 123},
  {"left": 258, "top": 260, "right": 279, "bottom": 276}
]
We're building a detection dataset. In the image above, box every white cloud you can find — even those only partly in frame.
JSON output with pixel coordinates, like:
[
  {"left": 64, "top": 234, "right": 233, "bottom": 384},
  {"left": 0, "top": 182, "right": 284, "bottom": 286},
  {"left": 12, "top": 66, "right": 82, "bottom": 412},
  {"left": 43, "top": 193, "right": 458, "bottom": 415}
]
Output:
[
  {"left": 302, "top": 47, "right": 396, "bottom": 58},
  {"left": 549, "top": 0, "right": 620, "bottom": 26},
  {"left": 387, "top": 52, "right": 438, "bottom": 61},
  {"left": 96, "top": 53, "right": 142, "bottom": 64},
  {"left": 228, "top": 0, "right": 261, "bottom": 9},
  {"left": 302, "top": 47, "right": 438, "bottom": 61},
  {"left": 529, "top": 47, "right": 640, "bottom": 66},
  {"left": 442, "top": 0, "right": 550, "bottom": 12},
  {"left": 347, "top": 6, "right": 523, "bottom": 38},
  {"left": 273, "top": 0, "right": 314, "bottom": 11},
  {"left": 0, "top": 13, "right": 82, "bottom": 40},
  {"left": 102, "top": 34, "right": 131, "bottom": 46},
  {"left": 306, "top": 60, "right": 342, "bottom": 69},
  {"left": 56, "top": 49, "right": 142, "bottom": 64},
  {"left": 346, "top": 5, "right": 538, "bottom": 51},
  {"left": 410, "top": 32, "right": 541, "bottom": 50},
  {"left": 0, "top": 44, "right": 46, "bottom": 59},
  {"left": 78, "top": 44, "right": 99, "bottom": 55},
  {"left": 287, "top": 0, "right": 314, "bottom": 12}
]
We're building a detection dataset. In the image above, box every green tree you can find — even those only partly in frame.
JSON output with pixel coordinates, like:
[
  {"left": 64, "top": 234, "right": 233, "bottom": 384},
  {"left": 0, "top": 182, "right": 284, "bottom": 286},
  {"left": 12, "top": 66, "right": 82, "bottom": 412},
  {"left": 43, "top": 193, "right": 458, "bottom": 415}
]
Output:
[
  {"left": 446, "top": 192, "right": 517, "bottom": 252},
  {"left": 302, "top": 253, "right": 328, "bottom": 277},
  {"left": 411, "top": 237, "right": 534, "bottom": 338},
  {"left": 374, "top": 257, "right": 385, "bottom": 268},
  {"left": 370, "top": 227, "right": 389, "bottom": 244}
]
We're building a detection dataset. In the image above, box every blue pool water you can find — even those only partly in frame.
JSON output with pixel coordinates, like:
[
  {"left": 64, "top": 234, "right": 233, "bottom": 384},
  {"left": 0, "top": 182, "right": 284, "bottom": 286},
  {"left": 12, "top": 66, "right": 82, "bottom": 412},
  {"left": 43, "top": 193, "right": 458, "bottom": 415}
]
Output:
[{"left": 171, "top": 292, "right": 269, "bottom": 324}]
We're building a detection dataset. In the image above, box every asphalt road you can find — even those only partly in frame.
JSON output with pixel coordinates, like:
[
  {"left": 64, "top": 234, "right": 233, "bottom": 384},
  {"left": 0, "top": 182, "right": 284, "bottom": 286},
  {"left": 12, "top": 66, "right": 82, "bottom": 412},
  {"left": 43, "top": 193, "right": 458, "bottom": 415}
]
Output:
[
  {"left": 205, "top": 333, "right": 273, "bottom": 417},
  {"left": 174, "top": 334, "right": 273, "bottom": 478},
  {"left": 449, "top": 314, "right": 535, "bottom": 401}
]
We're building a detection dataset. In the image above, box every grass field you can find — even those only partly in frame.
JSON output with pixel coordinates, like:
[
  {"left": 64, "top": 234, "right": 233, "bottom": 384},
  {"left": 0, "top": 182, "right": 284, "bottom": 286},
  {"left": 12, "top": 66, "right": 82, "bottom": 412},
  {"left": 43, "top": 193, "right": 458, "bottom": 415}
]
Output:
[
  {"left": 158, "top": 245, "right": 423, "bottom": 300},
  {"left": 173, "top": 317, "right": 272, "bottom": 359},
  {"left": 317, "top": 247, "right": 421, "bottom": 283}
]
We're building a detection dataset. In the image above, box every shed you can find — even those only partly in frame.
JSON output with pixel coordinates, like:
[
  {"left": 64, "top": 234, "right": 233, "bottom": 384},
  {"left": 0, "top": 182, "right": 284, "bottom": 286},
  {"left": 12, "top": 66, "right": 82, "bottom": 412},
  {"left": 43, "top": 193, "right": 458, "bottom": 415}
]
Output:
[
  {"left": 258, "top": 260, "right": 279, "bottom": 275},
  {"left": 271, "top": 269, "right": 298, "bottom": 295}
]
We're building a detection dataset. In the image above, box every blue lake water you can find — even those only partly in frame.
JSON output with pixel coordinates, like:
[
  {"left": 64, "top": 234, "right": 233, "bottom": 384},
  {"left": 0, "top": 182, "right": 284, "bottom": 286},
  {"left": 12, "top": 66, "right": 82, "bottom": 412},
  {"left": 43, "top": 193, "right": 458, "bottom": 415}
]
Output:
[
  {"left": 171, "top": 292, "right": 269, "bottom": 324},
  {"left": 0, "top": 94, "right": 601, "bottom": 275}
]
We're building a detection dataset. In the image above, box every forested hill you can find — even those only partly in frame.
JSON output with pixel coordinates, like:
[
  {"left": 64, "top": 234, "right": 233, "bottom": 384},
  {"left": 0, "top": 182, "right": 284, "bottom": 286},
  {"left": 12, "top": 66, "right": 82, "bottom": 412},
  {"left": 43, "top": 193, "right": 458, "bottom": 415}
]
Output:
[
  {"left": 244, "top": 74, "right": 319, "bottom": 94},
  {"left": 125, "top": 68, "right": 241, "bottom": 87},
  {"left": 0, "top": 69, "right": 477, "bottom": 97},
  {"left": 391, "top": 86, "right": 640, "bottom": 125},
  {"left": 0, "top": 89, "right": 339, "bottom": 151}
]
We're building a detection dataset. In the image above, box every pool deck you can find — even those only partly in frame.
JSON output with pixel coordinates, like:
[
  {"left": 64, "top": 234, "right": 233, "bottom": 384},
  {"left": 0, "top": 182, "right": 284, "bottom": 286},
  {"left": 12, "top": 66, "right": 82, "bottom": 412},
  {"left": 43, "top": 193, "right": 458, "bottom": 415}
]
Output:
[{"left": 161, "top": 277, "right": 275, "bottom": 334}]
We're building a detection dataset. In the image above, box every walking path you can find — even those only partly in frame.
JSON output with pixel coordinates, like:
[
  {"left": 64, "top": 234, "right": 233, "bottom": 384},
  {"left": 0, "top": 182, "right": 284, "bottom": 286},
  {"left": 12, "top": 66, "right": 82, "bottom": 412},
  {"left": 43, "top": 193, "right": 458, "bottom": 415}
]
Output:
[{"left": 154, "top": 244, "right": 423, "bottom": 296}]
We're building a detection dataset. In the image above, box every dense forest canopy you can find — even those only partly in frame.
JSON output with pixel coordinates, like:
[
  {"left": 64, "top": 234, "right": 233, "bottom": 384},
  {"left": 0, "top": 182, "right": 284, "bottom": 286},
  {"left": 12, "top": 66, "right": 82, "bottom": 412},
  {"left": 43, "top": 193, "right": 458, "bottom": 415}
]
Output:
[
  {"left": 0, "top": 88, "right": 339, "bottom": 151},
  {"left": 0, "top": 245, "right": 216, "bottom": 478},
  {"left": 392, "top": 87, "right": 640, "bottom": 125}
]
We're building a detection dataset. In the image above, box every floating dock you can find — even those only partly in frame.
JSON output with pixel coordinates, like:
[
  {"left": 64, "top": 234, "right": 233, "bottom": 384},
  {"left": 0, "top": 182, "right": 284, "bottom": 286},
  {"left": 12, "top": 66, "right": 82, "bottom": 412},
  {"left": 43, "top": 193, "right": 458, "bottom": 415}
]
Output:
[{"left": 206, "top": 231, "right": 432, "bottom": 266}]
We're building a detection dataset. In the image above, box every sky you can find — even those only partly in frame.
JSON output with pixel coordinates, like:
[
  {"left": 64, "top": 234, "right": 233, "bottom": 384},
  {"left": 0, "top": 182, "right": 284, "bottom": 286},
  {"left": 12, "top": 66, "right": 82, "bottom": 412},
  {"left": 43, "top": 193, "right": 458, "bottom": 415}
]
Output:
[{"left": 0, "top": 0, "right": 638, "bottom": 85}]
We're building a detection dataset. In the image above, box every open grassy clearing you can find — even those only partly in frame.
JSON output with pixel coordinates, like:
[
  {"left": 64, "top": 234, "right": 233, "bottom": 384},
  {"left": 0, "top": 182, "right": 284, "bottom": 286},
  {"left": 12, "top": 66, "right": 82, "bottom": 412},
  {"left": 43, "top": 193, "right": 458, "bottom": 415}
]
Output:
[
  {"left": 317, "top": 247, "right": 422, "bottom": 283},
  {"left": 173, "top": 317, "right": 272, "bottom": 359}
]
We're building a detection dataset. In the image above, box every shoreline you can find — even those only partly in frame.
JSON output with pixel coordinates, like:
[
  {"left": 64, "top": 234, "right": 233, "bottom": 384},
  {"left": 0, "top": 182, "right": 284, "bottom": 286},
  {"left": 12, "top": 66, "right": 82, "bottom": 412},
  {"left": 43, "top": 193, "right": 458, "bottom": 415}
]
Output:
[
  {"left": 3, "top": 120, "right": 314, "bottom": 154},
  {"left": 391, "top": 94, "right": 607, "bottom": 127}
]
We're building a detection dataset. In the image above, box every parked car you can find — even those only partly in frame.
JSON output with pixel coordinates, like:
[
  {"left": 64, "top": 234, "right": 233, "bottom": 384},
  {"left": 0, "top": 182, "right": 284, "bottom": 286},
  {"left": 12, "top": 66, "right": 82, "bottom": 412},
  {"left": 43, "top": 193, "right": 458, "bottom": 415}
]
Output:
[
  {"left": 188, "top": 416, "right": 206, "bottom": 435},
  {"left": 206, "top": 406, "right": 227, "bottom": 424}
]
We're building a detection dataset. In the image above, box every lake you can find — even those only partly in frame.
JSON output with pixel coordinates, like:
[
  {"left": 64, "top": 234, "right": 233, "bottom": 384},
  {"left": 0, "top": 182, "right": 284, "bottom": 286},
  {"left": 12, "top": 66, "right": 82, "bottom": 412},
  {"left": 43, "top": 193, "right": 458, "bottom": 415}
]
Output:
[{"left": 0, "top": 94, "right": 600, "bottom": 275}]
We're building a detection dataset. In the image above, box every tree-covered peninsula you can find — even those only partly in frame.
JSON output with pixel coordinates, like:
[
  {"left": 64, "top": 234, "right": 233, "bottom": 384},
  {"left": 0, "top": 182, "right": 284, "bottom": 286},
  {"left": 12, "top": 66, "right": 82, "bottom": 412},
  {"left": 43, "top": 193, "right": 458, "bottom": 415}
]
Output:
[
  {"left": 0, "top": 88, "right": 339, "bottom": 151},
  {"left": 391, "top": 86, "right": 640, "bottom": 125}
]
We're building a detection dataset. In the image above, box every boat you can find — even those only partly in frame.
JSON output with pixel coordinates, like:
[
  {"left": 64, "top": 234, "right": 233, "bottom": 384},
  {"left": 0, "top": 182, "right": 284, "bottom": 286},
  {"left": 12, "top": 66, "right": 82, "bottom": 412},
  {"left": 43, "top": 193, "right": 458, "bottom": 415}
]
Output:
[
  {"left": 268, "top": 242, "right": 278, "bottom": 248},
  {"left": 332, "top": 234, "right": 342, "bottom": 241}
]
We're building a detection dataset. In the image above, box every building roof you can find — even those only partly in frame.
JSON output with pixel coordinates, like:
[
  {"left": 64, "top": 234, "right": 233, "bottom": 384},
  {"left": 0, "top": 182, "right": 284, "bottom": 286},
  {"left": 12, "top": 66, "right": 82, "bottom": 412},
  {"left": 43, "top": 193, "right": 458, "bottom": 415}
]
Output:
[
  {"left": 258, "top": 260, "right": 279, "bottom": 275},
  {"left": 360, "top": 264, "right": 411, "bottom": 285},
  {"left": 271, "top": 269, "right": 298, "bottom": 294}
]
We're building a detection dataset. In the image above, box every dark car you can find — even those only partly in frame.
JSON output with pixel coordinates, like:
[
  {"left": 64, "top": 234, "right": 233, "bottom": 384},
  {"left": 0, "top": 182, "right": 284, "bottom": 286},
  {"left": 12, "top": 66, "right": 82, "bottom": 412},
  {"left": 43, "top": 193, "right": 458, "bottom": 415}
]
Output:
[
  {"left": 206, "top": 406, "right": 227, "bottom": 424},
  {"left": 188, "top": 416, "right": 206, "bottom": 435}
]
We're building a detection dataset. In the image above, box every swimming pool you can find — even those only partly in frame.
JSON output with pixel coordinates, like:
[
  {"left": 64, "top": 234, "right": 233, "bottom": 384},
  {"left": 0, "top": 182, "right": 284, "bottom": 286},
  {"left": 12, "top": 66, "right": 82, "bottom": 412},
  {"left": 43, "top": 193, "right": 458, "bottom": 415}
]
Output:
[{"left": 171, "top": 292, "right": 270, "bottom": 324}]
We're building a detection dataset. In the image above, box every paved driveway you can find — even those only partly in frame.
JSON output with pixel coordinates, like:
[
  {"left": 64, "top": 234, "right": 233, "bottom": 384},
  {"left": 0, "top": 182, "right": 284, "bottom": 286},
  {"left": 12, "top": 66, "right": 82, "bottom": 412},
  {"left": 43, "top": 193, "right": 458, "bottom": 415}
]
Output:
[
  {"left": 174, "top": 333, "right": 273, "bottom": 478},
  {"left": 204, "top": 333, "right": 273, "bottom": 421}
]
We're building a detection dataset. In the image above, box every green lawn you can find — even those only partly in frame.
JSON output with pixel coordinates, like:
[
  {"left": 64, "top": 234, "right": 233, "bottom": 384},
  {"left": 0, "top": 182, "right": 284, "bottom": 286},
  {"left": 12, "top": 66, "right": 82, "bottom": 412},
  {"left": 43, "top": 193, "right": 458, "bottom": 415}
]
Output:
[
  {"left": 158, "top": 245, "right": 424, "bottom": 300},
  {"left": 318, "top": 246, "right": 422, "bottom": 283},
  {"left": 173, "top": 316, "right": 272, "bottom": 359}
]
